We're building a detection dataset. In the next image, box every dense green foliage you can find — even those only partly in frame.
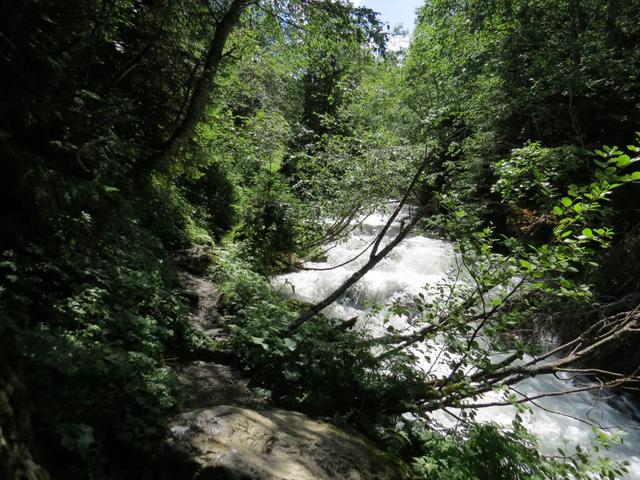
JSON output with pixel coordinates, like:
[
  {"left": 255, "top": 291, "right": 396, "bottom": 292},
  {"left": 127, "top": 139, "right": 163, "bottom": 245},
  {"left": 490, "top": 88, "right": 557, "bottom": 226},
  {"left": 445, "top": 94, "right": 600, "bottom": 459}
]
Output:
[
  {"left": 1, "top": 0, "right": 639, "bottom": 479},
  {"left": 405, "top": 0, "right": 640, "bottom": 234},
  {"left": 1, "top": 198, "right": 202, "bottom": 478}
]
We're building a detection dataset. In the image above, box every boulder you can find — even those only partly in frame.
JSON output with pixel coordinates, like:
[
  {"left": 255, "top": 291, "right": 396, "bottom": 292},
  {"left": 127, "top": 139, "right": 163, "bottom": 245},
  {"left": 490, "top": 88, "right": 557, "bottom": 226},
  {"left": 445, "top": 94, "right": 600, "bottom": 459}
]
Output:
[
  {"left": 165, "top": 406, "right": 407, "bottom": 480},
  {"left": 176, "top": 269, "right": 223, "bottom": 338},
  {"left": 174, "top": 362, "right": 271, "bottom": 411},
  {"left": 174, "top": 245, "right": 217, "bottom": 276}
]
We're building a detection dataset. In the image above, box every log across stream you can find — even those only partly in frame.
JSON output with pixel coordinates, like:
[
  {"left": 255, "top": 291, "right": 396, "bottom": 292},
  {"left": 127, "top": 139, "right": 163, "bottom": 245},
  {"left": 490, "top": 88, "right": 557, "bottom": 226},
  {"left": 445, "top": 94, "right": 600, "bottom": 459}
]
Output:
[{"left": 273, "top": 209, "right": 640, "bottom": 478}]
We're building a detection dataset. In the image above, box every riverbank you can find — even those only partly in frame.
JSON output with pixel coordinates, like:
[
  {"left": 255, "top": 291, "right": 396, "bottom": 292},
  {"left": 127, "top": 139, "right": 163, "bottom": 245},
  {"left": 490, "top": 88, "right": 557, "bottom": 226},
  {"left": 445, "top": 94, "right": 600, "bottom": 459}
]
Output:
[{"left": 272, "top": 211, "right": 640, "bottom": 478}]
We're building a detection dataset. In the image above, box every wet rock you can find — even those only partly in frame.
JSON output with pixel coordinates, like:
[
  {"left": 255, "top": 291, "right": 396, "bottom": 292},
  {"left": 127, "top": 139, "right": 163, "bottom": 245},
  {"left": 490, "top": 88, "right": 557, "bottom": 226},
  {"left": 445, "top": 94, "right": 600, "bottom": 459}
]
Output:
[
  {"left": 166, "top": 406, "right": 407, "bottom": 480},
  {"left": 177, "top": 269, "right": 223, "bottom": 338}
]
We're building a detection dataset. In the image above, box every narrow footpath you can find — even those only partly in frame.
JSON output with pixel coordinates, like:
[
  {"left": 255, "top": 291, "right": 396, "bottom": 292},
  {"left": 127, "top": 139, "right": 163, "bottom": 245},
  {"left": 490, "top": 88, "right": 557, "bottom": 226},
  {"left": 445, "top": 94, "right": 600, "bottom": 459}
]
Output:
[{"left": 161, "top": 246, "right": 407, "bottom": 480}]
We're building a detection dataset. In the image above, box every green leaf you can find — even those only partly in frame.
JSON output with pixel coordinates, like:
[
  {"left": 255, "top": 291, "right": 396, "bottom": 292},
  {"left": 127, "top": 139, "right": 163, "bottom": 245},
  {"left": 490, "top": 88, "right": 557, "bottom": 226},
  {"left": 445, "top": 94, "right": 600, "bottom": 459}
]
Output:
[
  {"left": 630, "top": 171, "right": 640, "bottom": 181},
  {"left": 559, "top": 278, "right": 572, "bottom": 288},
  {"left": 553, "top": 206, "right": 563, "bottom": 216},
  {"left": 519, "top": 259, "right": 532, "bottom": 269},
  {"left": 283, "top": 369, "right": 300, "bottom": 381},
  {"left": 616, "top": 154, "right": 631, "bottom": 167},
  {"left": 561, "top": 197, "right": 572, "bottom": 207},
  {"left": 283, "top": 338, "right": 297, "bottom": 351},
  {"left": 582, "top": 228, "right": 593, "bottom": 238},
  {"left": 78, "top": 89, "right": 102, "bottom": 100},
  {"left": 250, "top": 336, "right": 269, "bottom": 350},
  {"left": 595, "top": 159, "right": 607, "bottom": 168}
]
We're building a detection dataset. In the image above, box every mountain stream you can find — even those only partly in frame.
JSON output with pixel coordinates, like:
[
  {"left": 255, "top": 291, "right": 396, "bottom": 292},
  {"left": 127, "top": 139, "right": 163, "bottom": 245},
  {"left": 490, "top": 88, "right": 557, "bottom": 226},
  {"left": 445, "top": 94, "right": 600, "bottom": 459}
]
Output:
[{"left": 273, "top": 209, "right": 640, "bottom": 478}]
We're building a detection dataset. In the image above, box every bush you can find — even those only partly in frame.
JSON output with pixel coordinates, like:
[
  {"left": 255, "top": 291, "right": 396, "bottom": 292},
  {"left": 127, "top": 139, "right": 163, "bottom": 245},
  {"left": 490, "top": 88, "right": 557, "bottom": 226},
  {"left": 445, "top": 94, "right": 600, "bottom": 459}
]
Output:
[
  {"left": 234, "top": 173, "right": 301, "bottom": 272},
  {"left": 0, "top": 198, "right": 200, "bottom": 479},
  {"left": 492, "top": 143, "right": 585, "bottom": 210}
]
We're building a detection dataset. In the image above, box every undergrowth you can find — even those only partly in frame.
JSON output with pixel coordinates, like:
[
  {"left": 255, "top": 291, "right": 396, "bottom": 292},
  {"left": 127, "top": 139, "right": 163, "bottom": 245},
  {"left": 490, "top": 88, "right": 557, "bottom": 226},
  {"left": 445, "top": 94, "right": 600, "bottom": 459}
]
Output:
[
  {"left": 212, "top": 244, "right": 631, "bottom": 480},
  {"left": 212, "top": 245, "right": 422, "bottom": 423},
  {"left": 0, "top": 187, "right": 206, "bottom": 479}
]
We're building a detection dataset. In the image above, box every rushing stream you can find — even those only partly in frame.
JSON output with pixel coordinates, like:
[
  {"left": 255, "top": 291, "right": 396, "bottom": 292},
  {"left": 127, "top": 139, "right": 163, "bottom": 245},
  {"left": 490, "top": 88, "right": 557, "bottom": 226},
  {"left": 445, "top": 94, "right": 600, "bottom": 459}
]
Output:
[{"left": 273, "top": 208, "right": 640, "bottom": 478}]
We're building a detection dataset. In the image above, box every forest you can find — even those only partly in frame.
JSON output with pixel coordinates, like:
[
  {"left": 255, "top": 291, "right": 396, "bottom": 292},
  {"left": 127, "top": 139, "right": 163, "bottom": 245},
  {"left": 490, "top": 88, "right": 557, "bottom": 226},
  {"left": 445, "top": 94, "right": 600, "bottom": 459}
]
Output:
[{"left": 1, "top": 0, "right": 640, "bottom": 479}]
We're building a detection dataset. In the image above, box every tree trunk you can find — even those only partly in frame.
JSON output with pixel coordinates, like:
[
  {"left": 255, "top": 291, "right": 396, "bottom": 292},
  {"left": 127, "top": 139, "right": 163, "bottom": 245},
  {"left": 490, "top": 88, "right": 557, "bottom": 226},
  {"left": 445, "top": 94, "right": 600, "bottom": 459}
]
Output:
[
  {"left": 288, "top": 147, "right": 432, "bottom": 331},
  {"left": 136, "top": 0, "right": 253, "bottom": 175},
  {"left": 606, "top": 0, "right": 621, "bottom": 48}
]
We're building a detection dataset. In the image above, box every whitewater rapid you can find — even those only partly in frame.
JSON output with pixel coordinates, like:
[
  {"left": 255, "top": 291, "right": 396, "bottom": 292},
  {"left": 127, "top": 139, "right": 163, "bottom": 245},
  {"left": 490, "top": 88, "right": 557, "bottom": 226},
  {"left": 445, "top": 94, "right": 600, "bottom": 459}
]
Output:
[{"left": 273, "top": 210, "right": 640, "bottom": 478}]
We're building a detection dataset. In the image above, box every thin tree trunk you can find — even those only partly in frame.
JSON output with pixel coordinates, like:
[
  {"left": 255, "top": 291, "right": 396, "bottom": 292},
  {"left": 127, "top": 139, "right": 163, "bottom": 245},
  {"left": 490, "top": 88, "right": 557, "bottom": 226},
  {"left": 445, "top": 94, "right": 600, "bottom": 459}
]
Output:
[
  {"left": 136, "top": 0, "right": 253, "bottom": 175},
  {"left": 288, "top": 209, "right": 425, "bottom": 331},
  {"left": 606, "top": 0, "right": 621, "bottom": 48},
  {"left": 288, "top": 148, "right": 433, "bottom": 331}
]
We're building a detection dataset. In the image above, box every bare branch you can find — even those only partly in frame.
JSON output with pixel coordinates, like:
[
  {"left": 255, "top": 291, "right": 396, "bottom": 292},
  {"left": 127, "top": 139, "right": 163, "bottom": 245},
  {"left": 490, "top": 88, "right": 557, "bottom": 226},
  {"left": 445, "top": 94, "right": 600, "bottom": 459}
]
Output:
[
  {"left": 458, "top": 377, "right": 636, "bottom": 409},
  {"left": 370, "top": 147, "right": 430, "bottom": 258},
  {"left": 288, "top": 207, "right": 427, "bottom": 330}
]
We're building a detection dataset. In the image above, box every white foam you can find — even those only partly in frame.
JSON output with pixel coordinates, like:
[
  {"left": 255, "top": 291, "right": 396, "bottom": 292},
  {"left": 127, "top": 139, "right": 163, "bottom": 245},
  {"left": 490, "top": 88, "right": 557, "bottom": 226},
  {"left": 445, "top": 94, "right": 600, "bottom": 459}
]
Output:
[{"left": 272, "top": 208, "right": 640, "bottom": 477}]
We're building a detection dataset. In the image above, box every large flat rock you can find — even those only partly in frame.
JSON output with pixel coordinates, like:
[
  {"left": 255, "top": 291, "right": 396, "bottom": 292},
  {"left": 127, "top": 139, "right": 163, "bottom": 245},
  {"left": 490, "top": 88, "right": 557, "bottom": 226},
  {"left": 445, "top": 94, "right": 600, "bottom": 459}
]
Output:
[{"left": 166, "top": 406, "right": 407, "bottom": 480}]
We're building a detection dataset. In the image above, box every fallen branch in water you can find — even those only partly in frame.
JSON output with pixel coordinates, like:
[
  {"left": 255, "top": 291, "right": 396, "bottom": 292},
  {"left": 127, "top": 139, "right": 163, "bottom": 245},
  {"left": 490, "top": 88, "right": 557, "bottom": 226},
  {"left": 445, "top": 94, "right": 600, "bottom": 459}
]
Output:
[{"left": 288, "top": 146, "right": 432, "bottom": 331}]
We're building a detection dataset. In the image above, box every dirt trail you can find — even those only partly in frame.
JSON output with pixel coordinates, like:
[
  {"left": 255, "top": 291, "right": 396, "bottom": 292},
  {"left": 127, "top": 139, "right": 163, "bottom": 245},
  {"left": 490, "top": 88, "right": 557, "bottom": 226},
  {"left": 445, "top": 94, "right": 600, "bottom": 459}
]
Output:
[
  {"left": 172, "top": 246, "right": 270, "bottom": 412},
  {"left": 162, "top": 246, "right": 407, "bottom": 480}
]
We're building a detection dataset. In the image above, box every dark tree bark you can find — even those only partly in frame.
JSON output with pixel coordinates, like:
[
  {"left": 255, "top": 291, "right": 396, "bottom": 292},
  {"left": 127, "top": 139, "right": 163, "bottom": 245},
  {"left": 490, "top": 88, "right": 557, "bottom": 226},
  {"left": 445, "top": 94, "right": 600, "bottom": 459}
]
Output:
[{"left": 606, "top": 0, "right": 621, "bottom": 48}]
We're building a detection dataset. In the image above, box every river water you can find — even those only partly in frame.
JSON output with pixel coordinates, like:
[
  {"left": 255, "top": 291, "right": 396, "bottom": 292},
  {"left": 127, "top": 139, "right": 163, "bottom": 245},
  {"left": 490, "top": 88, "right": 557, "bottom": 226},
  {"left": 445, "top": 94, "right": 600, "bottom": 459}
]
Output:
[{"left": 273, "top": 210, "right": 640, "bottom": 478}]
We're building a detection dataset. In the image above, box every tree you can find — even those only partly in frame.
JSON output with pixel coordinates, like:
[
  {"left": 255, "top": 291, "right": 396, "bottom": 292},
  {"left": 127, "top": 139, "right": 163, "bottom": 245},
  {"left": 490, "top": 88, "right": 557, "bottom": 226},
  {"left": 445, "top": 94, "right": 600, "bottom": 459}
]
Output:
[
  {"left": 137, "top": 0, "right": 255, "bottom": 175},
  {"left": 403, "top": 0, "right": 640, "bottom": 232}
]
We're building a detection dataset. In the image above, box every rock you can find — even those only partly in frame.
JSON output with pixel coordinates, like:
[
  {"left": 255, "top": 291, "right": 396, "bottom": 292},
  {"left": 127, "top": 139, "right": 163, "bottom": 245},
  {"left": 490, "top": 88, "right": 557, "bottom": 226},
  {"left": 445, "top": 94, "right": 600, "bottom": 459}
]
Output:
[
  {"left": 0, "top": 339, "right": 50, "bottom": 480},
  {"left": 175, "top": 362, "right": 271, "bottom": 411},
  {"left": 177, "top": 269, "right": 223, "bottom": 338},
  {"left": 165, "top": 249, "right": 406, "bottom": 480},
  {"left": 174, "top": 245, "right": 217, "bottom": 276},
  {"left": 165, "top": 406, "right": 407, "bottom": 480}
]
